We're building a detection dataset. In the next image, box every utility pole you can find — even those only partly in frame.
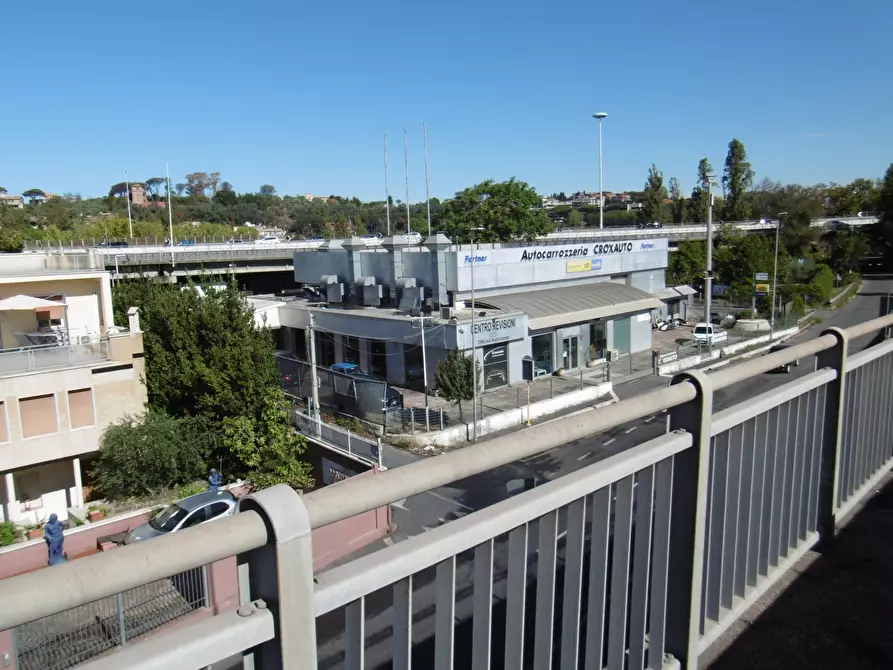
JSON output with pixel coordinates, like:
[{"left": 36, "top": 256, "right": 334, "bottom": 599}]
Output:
[
  {"left": 469, "top": 227, "right": 484, "bottom": 441},
  {"left": 404, "top": 128, "right": 411, "bottom": 235},
  {"left": 413, "top": 316, "right": 430, "bottom": 432},
  {"left": 165, "top": 162, "right": 175, "bottom": 267},
  {"left": 771, "top": 212, "right": 785, "bottom": 338},
  {"left": 705, "top": 176, "right": 715, "bottom": 351},
  {"left": 308, "top": 313, "right": 321, "bottom": 436},
  {"left": 124, "top": 170, "right": 133, "bottom": 240},
  {"left": 384, "top": 133, "right": 391, "bottom": 236},
  {"left": 424, "top": 122, "right": 432, "bottom": 238}
]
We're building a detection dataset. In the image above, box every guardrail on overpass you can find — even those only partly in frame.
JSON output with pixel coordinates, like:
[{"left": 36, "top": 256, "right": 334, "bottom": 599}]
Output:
[{"left": 3, "top": 311, "right": 893, "bottom": 669}]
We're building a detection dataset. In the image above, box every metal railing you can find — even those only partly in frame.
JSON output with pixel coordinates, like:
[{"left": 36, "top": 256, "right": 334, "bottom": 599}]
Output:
[
  {"left": 14, "top": 567, "right": 207, "bottom": 670},
  {"left": 0, "top": 340, "right": 109, "bottom": 376},
  {"left": 292, "top": 409, "right": 383, "bottom": 467},
  {"left": 2, "top": 314, "right": 893, "bottom": 670}
]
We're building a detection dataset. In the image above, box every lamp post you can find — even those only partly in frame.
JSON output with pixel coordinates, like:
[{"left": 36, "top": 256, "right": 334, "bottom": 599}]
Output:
[
  {"left": 469, "top": 226, "right": 485, "bottom": 441},
  {"left": 704, "top": 174, "right": 716, "bottom": 350},
  {"left": 771, "top": 212, "right": 787, "bottom": 337},
  {"left": 593, "top": 112, "right": 608, "bottom": 229}
]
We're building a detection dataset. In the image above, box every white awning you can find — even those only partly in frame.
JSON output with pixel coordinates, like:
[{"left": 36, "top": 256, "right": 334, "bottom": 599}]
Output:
[
  {"left": 652, "top": 288, "right": 680, "bottom": 301},
  {"left": 0, "top": 295, "right": 67, "bottom": 311},
  {"left": 674, "top": 285, "right": 697, "bottom": 296}
]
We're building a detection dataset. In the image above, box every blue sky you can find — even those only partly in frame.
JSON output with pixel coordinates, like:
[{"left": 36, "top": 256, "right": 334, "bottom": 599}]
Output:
[{"left": 1, "top": 0, "right": 890, "bottom": 201}]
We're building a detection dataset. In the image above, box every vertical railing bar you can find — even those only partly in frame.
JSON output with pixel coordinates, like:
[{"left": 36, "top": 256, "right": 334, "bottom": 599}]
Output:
[
  {"left": 505, "top": 525, "right": 529, "bottom": 670},
  {"left": 472, "top": 540, "right": 494, "bottom": 670},
  {"left": 583, "top": 487, "right": 611, "bottom": 670},
  {"left": 734, "top": 418, "right": 753, "bottom": 599},
  {"left": 786, "top": 393, "right": 804, "bottom": 552},
  {"left": 559, "top": 498, "right": 587, "bottom": 670},
  {"left": 746, "top": 412, "right": 766, "bottom": 587},
  {"left": 435, "top": 557, "right": 456, "bottom": 670},
  {"left": 847, "top": 367, "right": 861, "bottom": 500},
  {"left": 648, "top": 456, "right": 675, "bottom": 667},
  {"left": 808, "top": 384, "right": 826, "bottom": 531},
  {"left": 761, "top": 406, "right": 778, "bottom": 574},
  {"left": 769, "top": 401, "right": 789, "bottom": 567},
  {"left": 116, "top": 592, "right": 126, "bottom": 645},
  {"left": 779, "top": 397, "right": 796, "bottom": 558},
  {"left": 393, "top": 576, "right": 413, "bottom": 670},
  {"left": 857, "top": 363, "right": 870, "bottom": 490},
  {"left": 851, "top": 365, "right": 865, "bottom": 493},
  {"left": 607, "top": 476, "right": 635, "bottom": 670},
  {"left": 884, "top": 354, "right": 893, "bottom": 467},
  {"left": 798, "top": 388, "right": 815, "bottom": 540},
  {"left": 840, "top": 375, "right": 854, "bottom": 506},
  {"left": 721, "top": 424, "right": 742, "bottom": 611},
  {"left": 533, "top": 511, "right": 559, "bottom": 670},
  {"left": 705, "top": 433, "right": 728, "bottom": 624},
  {"left": 871, "top": 357, "right": 885, "bottom": 476},
  {"left": 627, "top": 466, "right": 656, "bottom": 670},
  {"left": 345, "top": 598, "right": 365, "bottom": 670}
]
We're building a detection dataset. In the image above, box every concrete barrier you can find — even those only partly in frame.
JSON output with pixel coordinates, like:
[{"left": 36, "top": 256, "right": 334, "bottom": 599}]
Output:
[
  {"left": 403, "top": 381, "right": 613, "bottom": 448},
  {"left": 658, "top": 326, "right": 800, "bottom": 376}
]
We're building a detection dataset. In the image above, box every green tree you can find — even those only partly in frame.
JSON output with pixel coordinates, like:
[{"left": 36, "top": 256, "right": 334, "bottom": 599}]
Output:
[
  {"left": 809, "top": 264, "right": 835, "bottom": 304},
  {"left": 667, "top": 240, "right": 706, "bottom": 289},
  {"left": 827, "top": 230, "right": 870, "bottom": 272},
  {"left": 436, "top": 179, "right": 554, "bottom": 243},
  {"left": 91, "top": 411, "right": 214, "bottom": 500},
  {"left": 259, "top": 184, "right": 277, "bottom": 196},
  {"left": 641, "top": 164, "right": 667, "bottom": 223},
  {"left": 686, "top": 158, "right": 714, "bottom": 223},
  {"left": 721, "top": 139, "right": 754, "bottom": 221},
  {"left": 435, "top": 349, "right": 481, "bottom": 420},
  {"left": 221, "top": 389, "right": 313, "bottom": 490},
  {"left": 668, "top": 177, "right": 684, "bottom": 223},
  {"left": 567, "top": 209, "right": 584, "bottom": 227},
  {"left": 876, "top": 164, "right": 893, "bottom": 262},
  {"left": 22, "top": 188, "right": 45, "bottom": 204},
  {"left": 826, "top": 178, "right": 879, "bottom": 216}
]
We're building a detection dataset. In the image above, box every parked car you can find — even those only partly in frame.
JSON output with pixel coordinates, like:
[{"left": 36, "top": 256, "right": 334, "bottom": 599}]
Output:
[
  {"left": 255, "top": 234, "right": 280, "bottom": 245},
  {"left": 94, "top": 241, "right": 129, "bottom": 248},
  {"left": 225, "top": 238, "right": 244, "bottom": 244},
  {"left": 766, "top": 344, "right": 799, "bottom": 373},
  {"left": 692, "top": 322, "right": 728, "bottom": 346},
  {"left": 123, "top": 490, "right": 238, "bottom": 545},
  {"left": 331, "top": 362, "right": 369, "bottom": 376}
]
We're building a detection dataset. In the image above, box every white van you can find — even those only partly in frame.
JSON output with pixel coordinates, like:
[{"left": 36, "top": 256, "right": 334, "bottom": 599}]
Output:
[{"left": 692, "top": 322, "right": 728, "bottom": 345}]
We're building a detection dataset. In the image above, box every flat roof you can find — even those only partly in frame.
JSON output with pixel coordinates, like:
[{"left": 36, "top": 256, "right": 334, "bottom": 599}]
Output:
[{"left": 476, "top": 282, "right": 662, "bottom": 330}]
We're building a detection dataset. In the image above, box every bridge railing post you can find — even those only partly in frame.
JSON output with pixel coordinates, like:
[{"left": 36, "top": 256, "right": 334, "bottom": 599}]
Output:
[
  {"left": 237, "top": 484, "right": 317, "bottom": 669},
  {"left": 815, "top": 327, "right": 848, "bottom": 543},
  {"left": 664, "top": 369, "right": 713, "bottom": 670}
]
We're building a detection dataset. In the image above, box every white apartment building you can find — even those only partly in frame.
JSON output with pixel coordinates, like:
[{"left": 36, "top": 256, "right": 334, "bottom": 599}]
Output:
[{"left": 0, "top": 254, "right": 146, "bottom": 525}]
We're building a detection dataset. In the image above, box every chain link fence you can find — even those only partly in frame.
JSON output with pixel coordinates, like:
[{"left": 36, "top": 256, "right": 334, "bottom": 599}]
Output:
[{"left": 14, "top": 566, "right": 207, "bottom": 670}]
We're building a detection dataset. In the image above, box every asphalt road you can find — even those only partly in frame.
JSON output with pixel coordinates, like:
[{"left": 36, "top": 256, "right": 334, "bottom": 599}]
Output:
[
  {"left": 387, "top": 275, "right": 893, "bottom": 542},
  {"left": 315, "top": 276, "right": 893, "bottom": 667}
]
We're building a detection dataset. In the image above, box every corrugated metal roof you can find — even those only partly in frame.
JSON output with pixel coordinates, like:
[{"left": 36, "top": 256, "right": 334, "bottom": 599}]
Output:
[
  {"left": 674, "top": 285, "right": 697, "bottom": 296},
  {"left": 477, "top": 282, "right": 663, "bottom": 330},
  {"left": 652, "top": 288, "right": 679, "bottom": 300}
]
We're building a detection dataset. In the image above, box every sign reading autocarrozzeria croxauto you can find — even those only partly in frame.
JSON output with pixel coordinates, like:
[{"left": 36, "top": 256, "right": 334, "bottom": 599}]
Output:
[{"left": 519, "top": 241, "right": 636, "bottom": 261}]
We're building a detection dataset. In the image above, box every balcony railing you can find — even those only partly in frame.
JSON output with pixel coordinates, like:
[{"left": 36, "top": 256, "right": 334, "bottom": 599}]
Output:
[
  {"left": 0, "top": 340, "right": 109, "bottom": 377},
  {"left": 2, "top": 315, "right": 893, "bottom": 669}
]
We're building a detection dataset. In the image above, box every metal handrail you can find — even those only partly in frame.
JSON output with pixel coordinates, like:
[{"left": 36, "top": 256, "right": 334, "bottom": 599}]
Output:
[{"left": 2, "top": 311, "right": 891, "bottom": 632}]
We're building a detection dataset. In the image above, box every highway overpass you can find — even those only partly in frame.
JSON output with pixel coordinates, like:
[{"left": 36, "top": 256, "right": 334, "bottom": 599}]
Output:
[
  {"left": 18, "top": 214, "right": 878, "bottom": 276},
  {"left": 2, "top": 291, "right": 893, "bottom": 670}
]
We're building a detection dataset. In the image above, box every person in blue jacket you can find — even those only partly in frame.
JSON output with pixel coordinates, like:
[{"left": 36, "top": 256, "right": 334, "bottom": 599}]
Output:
[
  {"left": 208, "top": 468, "right": 222, "bottom": 492},
  {"left": 43, "top": 514, "right": 66, "bottom": 566}
]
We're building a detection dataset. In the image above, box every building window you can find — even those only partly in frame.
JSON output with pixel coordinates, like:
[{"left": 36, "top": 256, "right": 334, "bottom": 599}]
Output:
[
  {"left": 532, "top": 334, "right": 553, "bottom": 375},
  {"left": 0, "top": 401, "right": 7, "bottom": 442},
  {"left": 404, "top": 342, "right": 424, "bottom": 390},
  {"left": 19, "top": 394, "right": 58, "bottom": 439},
  {"left": 370, "top": 340, "right": 387, "bottom": 379},
  {"left": 561, "top": 336, "right": 580, "bottom": 370},
  {"left": 293, "top": 328, "right": 307, "bottom": 361},
  {"left": 343, "top": 336, "right": 360, "bottom": 365},
  {"left": 590, "top": 322, "right": 607, "bottom": 360},
  {"left": 316, "top": 333, "right": 336, "bottom": 368},
  {"left": 67, "top": 388, "right": 95, "bottom": 429},
  {"left": 483, "top": 343, "right": 508, "bottom": 390}
]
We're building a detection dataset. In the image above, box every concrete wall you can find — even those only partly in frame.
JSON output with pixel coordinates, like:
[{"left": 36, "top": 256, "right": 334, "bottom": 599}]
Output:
[{"left": 0, "top": 334, "right": 146, "bottom": 474}]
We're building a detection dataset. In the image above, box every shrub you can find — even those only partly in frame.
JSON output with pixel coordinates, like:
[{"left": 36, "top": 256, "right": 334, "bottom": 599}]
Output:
[
  {"left": 177, "top": 481, "right": 208, "bottom": 499},
  {"left": 0, "top": 521, "right": 20, "bottom": 546},
  {"left": 91, "top": 411, "right": 213, "bottom": 500}
]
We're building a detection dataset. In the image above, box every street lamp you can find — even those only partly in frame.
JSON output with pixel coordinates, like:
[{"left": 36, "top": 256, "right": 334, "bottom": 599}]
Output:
[
  {"left": 469, "top": 226, "right": 485, "bottom": 441},
  {"left": 771, "top": 212, "right": 787, "bottom": 337},
  {"left": 704, "top": 173, "right": 716, "bottom": 342},
  {"left": 593, "top": 113, "right": 608, "bottom": 229}
]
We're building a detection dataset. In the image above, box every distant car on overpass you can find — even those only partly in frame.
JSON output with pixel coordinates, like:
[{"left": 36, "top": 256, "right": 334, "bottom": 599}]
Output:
[{"left": 176, "top": 239, "right": 196, "bottom": 246}]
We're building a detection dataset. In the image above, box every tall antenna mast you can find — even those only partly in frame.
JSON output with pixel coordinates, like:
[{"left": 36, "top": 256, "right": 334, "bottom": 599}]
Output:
[
  {"left": 404, "top": 128, "right": 411, "bottom": 235},
  {"left": 424, "top": 122, "right": 432, "bottom": 237},
  {"left": 384, "top": 133, "right": 391, "bottom": 236}
]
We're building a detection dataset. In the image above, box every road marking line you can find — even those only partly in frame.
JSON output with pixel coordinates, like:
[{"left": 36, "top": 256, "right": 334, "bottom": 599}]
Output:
[
  {"left": 644, "top": 416, "right": 656, "bottom": 423},
  {"left": 624, "top": 426, "right": 637, "bottom": 434},
  {"left": 391, "top": 498, "right": 408, "bottom": 510},
  {"left": 424, "top": 490, "right": 475, "bottom": 511},
  {"left": 577, "top": 452, "right": 593, "bottom": 461},
  {"left": 604, "top": 438, "right": 616, "bottom": 445}
]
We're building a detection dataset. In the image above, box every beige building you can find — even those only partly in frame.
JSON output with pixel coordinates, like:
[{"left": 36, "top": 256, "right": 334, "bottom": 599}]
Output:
[{"left": 0, "top": 260, "right": 146, "bottom": 525}]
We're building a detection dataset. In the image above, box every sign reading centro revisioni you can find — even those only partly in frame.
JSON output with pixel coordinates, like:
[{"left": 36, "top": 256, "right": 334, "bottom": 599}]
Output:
[{"left": 462, "top": 239, "right": 664, "bottom": 265}]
